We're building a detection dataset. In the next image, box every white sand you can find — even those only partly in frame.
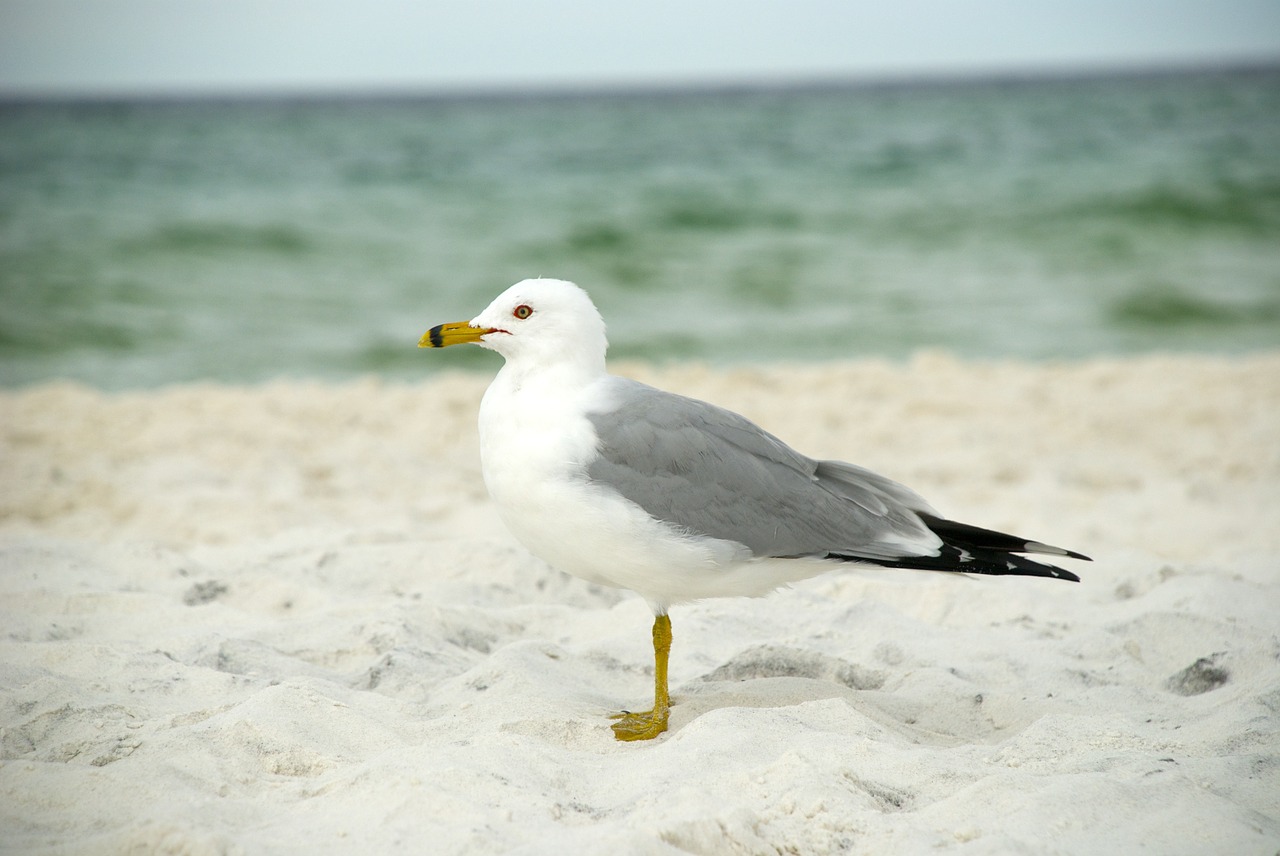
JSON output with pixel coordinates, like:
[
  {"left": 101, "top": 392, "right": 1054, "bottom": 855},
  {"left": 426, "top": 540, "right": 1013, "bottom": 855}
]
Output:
[{"left": 2, "top": 352, "right": 1278, "bottom": 855}]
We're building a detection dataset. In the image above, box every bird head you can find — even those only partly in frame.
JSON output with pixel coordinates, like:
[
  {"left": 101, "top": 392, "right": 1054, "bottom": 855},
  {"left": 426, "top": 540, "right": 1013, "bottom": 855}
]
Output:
[{"left": 420, "top": 278, "right": 608, "bottom": 371}]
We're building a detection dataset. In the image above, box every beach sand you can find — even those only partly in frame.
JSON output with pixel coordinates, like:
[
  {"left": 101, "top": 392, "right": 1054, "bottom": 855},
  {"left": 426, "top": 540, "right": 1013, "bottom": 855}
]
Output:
[{"left": 2, "top": 352, "right": 1278, "bottom": 855}]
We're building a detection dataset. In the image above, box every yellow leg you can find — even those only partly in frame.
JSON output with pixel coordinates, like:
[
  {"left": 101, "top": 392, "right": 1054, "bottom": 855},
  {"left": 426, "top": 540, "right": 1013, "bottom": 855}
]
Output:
[{"left": 610, "top": 613, "right": 672, "bottom": 742}]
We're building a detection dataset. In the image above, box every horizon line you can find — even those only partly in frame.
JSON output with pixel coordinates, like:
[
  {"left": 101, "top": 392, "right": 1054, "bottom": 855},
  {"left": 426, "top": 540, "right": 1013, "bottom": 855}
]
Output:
[{"left": 2, "top": 56, "right": 1277, "bottom": 105}]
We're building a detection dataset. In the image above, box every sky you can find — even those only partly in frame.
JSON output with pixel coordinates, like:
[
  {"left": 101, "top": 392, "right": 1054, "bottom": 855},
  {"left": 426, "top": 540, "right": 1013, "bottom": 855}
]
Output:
[{"left": 1, "top": 0, "right": 1278, "bottom": 97}]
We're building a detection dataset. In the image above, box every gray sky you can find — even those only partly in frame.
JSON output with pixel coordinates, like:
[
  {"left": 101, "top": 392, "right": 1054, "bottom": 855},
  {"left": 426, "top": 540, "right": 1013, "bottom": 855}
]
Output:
[{"left": 2, "top": 0, "right": 1278, "bottom": 96}]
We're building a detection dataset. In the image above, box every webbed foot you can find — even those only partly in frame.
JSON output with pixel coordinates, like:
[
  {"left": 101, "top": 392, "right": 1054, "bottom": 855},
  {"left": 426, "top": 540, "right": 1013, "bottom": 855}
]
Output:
[{"left": 609, "top": 706, "right": 669, "bottom": 741}]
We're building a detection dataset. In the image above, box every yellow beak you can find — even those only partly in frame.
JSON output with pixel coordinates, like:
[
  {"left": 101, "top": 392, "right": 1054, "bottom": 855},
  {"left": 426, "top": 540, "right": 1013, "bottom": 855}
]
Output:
[{"left": 418, "top": 321, "right": 496, "bottom": 348}]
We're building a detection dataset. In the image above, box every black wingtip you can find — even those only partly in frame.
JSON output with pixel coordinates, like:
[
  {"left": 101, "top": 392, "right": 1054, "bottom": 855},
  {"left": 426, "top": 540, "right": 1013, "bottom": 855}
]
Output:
[
  {"left": 828, "top": 546, "right": 1084, "bottom": 582},
  {"left": 835, "top": 514, "right": 1089, "bottom": 582},
  {"left": 919, "top": 514, "right": 1090, "bottom": 571}
]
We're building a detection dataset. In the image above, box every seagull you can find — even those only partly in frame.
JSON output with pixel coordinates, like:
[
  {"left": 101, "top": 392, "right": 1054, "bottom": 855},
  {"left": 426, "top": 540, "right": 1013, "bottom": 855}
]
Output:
[{"left": 420, "top": 278, "right": 1087, "bottom": 742}]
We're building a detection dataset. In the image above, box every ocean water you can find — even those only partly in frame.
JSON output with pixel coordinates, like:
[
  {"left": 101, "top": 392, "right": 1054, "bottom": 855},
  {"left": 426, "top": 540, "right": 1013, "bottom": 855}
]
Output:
[{"left": 2, "top": 67, "right": 1278, "bottom": 388}]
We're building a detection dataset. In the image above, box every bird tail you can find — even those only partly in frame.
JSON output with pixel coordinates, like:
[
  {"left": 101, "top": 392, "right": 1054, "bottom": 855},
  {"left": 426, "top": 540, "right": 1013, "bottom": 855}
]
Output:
[{"left": 830, "top": 514, "right": 1088, "bottom": 582}]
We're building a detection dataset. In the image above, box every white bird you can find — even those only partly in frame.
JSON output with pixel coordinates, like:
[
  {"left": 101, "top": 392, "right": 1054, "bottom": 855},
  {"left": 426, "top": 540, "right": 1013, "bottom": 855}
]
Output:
[{"left": 420, "top": 278, "right": 1086, "bottom": 741}]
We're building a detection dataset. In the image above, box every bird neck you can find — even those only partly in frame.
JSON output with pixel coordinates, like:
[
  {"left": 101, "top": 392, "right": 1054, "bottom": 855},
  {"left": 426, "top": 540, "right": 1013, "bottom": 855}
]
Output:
[
  {"left": 493, "top": 351, "right": 605, "bottom": 398},
  {"left": 495, "top": 336, "right": 607, "bottom": 391}
]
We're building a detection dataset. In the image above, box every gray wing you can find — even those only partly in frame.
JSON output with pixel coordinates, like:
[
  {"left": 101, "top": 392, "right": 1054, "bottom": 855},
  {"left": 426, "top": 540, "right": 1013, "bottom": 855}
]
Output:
[{"left": 585, "top": 379, "right": 941, "bottom": 560}]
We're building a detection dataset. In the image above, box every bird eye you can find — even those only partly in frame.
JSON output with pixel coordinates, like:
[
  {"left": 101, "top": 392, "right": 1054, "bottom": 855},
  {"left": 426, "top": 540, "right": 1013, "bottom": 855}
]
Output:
[{"left": 513, "top": 304, "right": 533, "bottom": 320}]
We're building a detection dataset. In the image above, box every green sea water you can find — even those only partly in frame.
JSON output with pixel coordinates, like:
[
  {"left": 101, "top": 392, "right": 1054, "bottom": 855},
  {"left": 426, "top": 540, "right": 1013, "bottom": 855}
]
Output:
[{"left": 2, "top": 67, "right": 1278, "bottom": 388}]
